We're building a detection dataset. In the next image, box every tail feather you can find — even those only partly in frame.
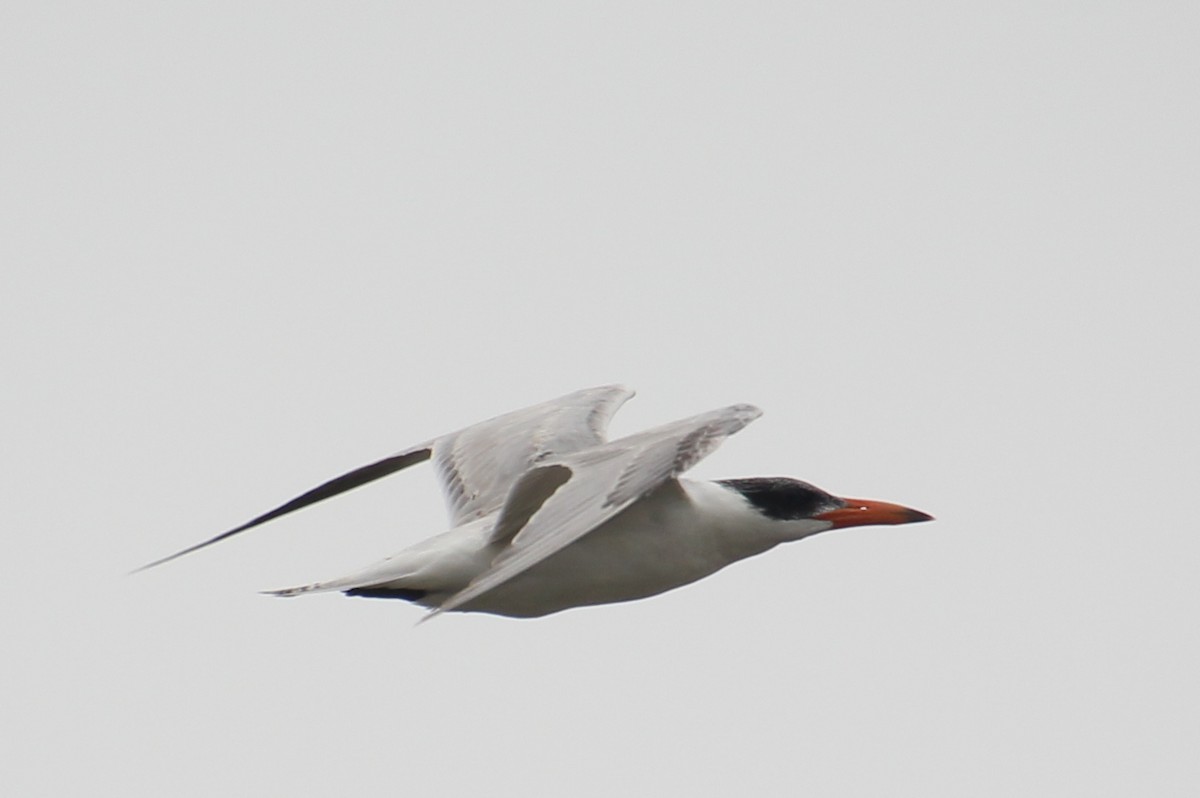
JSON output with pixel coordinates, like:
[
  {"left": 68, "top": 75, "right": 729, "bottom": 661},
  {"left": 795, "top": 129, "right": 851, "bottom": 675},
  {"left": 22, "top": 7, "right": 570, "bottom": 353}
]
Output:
[
  {"left": 263, "top": 580, "right": 429, "bottom": 602},
  {"left": 261, "top": 555, "right": 428, "bottom": 599},
  {"left": 261, "top": 581, "right": 336, "bottom": 598}
]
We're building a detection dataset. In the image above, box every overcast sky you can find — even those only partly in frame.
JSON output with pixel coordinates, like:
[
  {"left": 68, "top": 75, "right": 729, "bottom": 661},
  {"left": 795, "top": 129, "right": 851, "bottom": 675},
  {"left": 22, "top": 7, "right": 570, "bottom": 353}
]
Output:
[{"left": 5, "top": 3, "right": 1198, "bottom": 796}]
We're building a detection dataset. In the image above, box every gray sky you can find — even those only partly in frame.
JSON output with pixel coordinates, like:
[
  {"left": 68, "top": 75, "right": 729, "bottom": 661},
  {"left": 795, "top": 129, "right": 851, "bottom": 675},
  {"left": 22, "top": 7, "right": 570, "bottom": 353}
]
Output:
[{"left": 5, "top": 3, "right": 1198, "bottom": 795}]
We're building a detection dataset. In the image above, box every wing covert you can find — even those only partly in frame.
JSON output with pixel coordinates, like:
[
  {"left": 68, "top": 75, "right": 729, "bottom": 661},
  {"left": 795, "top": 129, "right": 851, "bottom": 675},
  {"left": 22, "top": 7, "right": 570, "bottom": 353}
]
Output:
[
  {"left": 431, "top": 384, "right": 634, "bottom": 523},
  {"left": 429, "top": 403, "right": 762, "bottom": 616},
  {"left": 135, "top": 385, "right": 634, "bottom": 571}
]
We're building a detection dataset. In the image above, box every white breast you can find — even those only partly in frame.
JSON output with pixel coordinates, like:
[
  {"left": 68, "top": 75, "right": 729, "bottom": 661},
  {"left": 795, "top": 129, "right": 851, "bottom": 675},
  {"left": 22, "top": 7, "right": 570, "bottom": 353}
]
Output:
[{"left": 445, "top": 480, "right": 788, "bottom": 617}]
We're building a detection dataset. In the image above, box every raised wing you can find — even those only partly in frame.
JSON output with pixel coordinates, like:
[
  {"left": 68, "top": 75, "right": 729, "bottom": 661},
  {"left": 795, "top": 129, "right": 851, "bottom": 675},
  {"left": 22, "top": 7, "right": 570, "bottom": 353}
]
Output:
[
  {"left": 431, "top": 384, "right": 634, "bottom": 524},
  {"left": 135, "top": 385, "right": 634, "bottom": 572},
  {"left": 428, "top": 403, "right": 763, "bottom": 617}
]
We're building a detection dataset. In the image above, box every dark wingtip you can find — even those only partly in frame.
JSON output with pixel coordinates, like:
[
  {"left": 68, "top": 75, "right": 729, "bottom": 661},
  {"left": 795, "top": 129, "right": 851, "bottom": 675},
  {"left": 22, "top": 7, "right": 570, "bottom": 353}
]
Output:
[
  {"left": 129, "top": 557, "right": 169, "bottom": 576},
  {"left": 129, "top": 445, "right": 434, "bottom": 576},
  {"left": 130, "top": 527, "right": 248, "bottom": 574}
]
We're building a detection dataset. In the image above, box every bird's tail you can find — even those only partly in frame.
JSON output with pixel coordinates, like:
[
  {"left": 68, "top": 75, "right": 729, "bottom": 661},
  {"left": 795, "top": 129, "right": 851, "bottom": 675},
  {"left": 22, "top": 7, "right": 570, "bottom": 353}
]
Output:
[
  {"left": 261, "top": 580, "right": 343, "bottom": 598},
  {"left": 262, "top": 556, "right": 429, "bottom": 599}
]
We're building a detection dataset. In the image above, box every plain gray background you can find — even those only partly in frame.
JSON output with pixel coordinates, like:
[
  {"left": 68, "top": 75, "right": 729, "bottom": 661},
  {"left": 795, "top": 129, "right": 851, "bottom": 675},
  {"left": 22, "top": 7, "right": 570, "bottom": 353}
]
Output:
[{"left": 5, "top": 3, "right": 1197, "bottom": 795}]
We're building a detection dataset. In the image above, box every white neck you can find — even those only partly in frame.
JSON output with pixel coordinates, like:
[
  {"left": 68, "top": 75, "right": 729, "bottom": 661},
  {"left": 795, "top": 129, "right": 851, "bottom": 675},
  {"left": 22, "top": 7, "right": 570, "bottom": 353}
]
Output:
[{"left": 682, "top": 479, "right": 834, "bottom": 545}]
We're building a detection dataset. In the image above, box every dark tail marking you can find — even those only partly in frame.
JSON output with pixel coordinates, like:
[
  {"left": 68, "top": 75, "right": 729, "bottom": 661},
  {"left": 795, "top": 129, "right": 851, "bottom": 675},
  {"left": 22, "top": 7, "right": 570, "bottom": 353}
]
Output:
[{"left": 344, "top": 587, "right": 427, "bottom": 602}]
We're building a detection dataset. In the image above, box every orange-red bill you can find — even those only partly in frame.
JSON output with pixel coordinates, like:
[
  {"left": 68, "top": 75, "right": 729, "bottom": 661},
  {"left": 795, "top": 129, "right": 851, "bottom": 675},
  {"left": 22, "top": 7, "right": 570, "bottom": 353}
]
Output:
[{"left": 814, "top": 498, "right": 934, "bottom": 529}]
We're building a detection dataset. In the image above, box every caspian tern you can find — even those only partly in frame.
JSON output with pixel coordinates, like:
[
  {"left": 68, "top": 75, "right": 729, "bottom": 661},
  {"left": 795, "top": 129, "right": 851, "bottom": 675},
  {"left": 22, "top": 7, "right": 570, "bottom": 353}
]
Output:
[{"left": 139, "top": 386, "right": 933, "bottom": 618}]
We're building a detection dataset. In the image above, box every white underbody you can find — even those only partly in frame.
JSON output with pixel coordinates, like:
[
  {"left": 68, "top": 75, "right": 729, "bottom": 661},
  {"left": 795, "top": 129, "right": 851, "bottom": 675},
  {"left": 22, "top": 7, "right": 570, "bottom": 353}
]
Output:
[{"left": 280, "top": 479, "right": 830, "bottom": 617}]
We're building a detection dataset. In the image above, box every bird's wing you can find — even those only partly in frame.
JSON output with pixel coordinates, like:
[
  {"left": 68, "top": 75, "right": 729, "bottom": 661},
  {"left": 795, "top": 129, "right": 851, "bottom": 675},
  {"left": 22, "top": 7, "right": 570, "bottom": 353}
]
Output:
[
  {"left": 134, "top": 443, "right": 435, "bottom": 571},
  {"left": 135, "top": 385, "right": 634, "bottom": 571},
  {"left": 428, "top": 403, "right": 763, "bottom": 617},
  {"left": 431, "top": 384, "right": 634, "bottom": 524}
]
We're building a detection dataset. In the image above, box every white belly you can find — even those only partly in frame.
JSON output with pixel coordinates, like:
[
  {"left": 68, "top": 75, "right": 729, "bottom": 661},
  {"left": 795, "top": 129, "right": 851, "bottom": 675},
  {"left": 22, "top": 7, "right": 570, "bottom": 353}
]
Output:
[{"left": 432, "top": 481, "right": 783, "bottom": 617}]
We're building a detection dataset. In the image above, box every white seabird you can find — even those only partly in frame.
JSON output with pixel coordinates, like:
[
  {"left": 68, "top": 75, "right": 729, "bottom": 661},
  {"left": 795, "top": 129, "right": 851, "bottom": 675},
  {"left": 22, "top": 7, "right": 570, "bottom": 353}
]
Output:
[{"left": 139, "top": 385, "right": 932, "bottom": 618}]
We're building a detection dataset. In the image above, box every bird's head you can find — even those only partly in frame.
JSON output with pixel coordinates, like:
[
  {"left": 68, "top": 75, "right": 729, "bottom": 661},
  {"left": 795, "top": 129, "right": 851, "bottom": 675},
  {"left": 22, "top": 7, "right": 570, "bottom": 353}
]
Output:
[{"left": 718, "top": 477, "right": 933, "bottom": 538}]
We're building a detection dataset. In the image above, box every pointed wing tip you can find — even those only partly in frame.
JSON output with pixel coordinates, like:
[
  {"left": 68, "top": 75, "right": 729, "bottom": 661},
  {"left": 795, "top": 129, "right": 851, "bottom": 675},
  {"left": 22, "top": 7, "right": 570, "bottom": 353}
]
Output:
[
  {"left": 711, "top": 403, "right": 763, "bottom": 434},
  {"left": 715, "top": 403, "right": 763, "bottom": 430},
  {"left": 732, "top": 403, "right": 763, "bottom": 418},
  {"left": 129, "top": 444, "right": 436, "bottom": 578},
  {"left": 129, "top": 547, "right": 197, "bottom": 575},
  {"left": 129, "top": 529, "right": 245, "bottom": 575},
  {"left": 574, "top": 383, "right": 635, "bottom": 401}
]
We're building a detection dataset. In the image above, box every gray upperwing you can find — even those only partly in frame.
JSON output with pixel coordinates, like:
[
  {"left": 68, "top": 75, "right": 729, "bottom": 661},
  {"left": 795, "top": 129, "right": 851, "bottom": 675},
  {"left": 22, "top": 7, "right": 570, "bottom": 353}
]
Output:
[
  {"left": 431, "top": 384, "right": 633, "bottom": 524},
  {"left": 427, "top": 403, "right": 763, "bottom": 617},
  {"left": 135, "top": 385, "right": 634, "bottom": 572}
]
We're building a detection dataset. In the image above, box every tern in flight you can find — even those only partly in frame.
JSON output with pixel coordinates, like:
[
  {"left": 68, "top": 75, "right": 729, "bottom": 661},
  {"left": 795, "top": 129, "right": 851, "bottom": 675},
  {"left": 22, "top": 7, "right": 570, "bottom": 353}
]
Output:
[{"left": 140, "top": 386, "right": 933, "bottom": 618}]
